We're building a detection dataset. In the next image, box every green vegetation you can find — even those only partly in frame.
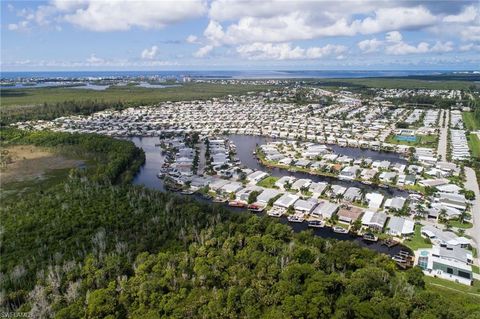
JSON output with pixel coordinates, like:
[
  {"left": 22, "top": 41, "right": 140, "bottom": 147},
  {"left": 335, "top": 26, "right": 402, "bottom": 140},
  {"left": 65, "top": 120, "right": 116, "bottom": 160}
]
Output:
[
  {"left": 463, "top": 111, "right": 480, "bottom": 131},
  {"left": 0, "top": 83, "right": 274, "bottom": 125},
  {"left": 425, "top": 276, "right": 480, "bottom": 297},
  {"left": 447, "top": 220, "right": 474, "bottom": 229},
  {"left": 404, "top": 224, "right": 432, "bottom": 251},
  {"left": 2, "top": 129, "right": 480, "bottom": 318},
  {"left": 467, "top": 133, "right": 480, "bottom": 159},
  {"left": 256, "top": 176, "right": 279, "bottom": 188}
]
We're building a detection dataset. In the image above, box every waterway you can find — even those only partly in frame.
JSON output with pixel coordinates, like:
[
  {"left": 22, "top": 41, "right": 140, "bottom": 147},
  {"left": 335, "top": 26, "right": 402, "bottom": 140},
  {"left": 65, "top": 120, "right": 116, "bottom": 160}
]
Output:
[{"left": 130, "top": 135, "right": 409, "bottom": 257}]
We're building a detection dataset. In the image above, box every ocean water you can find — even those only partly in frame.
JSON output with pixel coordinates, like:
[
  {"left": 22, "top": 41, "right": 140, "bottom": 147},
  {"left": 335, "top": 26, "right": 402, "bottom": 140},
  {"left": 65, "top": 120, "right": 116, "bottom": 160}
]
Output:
[{"left": 0, "top": 69, "right": 454, "bottom": 80}]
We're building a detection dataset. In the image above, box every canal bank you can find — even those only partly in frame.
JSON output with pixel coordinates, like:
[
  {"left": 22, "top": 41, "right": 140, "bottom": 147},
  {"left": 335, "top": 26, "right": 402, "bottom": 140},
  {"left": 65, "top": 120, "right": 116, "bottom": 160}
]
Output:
[{"left": 129, "top": 135, "right": 411, "bottom": 257}]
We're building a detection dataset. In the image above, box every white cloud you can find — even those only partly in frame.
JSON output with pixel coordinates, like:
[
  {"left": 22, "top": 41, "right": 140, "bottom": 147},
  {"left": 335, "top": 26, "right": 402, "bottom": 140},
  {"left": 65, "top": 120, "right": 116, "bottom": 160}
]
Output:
[
  {"left": 358, "top": 38, "right": 382, "bottom": 53},
  {"left": 461, "top": 26, "right": 480, "bottom": 42},
  {"left": 10, "top": 0, "right": 206, "bottom": 32},
  {"left": 86, "top": 54, "right": 104, "bottom": 64},
  {"left": 460, "top": 43, "right": 480, "bottom": 52},
  {"left": 194, "top": 45, "right": 214, "bottom": 58},
  {"left": 141, "top": 46, "right": 159, "bottom": 60},
  {"left": 443, "top": 5, "right": 479, "bottom": 23},
  {"left": 8, "top": 24, "right": 19, "bottom": 31},
  {"left": 385, "top": 40, "right": 454, "bottom": 55},
  {"left": 385, "top": 31, "right": 402, "bottom": 43},
  {"left": 186, "top": 35, "right": 199, "bottom": 44},
  {"left": 236, "top": 42, "right": 346, "bottom": 60},
  {"left": 430, "top": 41, "right": 454, "bottom": 53}
]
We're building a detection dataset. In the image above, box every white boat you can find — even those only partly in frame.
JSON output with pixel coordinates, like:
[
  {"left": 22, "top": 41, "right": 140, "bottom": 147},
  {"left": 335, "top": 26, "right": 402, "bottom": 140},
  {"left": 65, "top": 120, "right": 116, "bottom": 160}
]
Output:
[
  {"left": 333, "top": 226, "right": 348, "bottom": 234},
  {"left": 308, "top": 220, "right": 324, "bottom": 228},
  {"left": 287, "top": 215, "right": 305, "bottom": 223}
]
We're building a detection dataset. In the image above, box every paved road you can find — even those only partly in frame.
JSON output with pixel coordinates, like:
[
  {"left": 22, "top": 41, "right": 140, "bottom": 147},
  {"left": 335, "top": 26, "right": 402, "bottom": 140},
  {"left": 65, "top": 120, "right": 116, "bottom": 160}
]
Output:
[
  {"left": 465, "top": 167, "right": 480, "bottom": 264},
  {"left": 437, "top": 109, "right": 449, "bottom": 161}
]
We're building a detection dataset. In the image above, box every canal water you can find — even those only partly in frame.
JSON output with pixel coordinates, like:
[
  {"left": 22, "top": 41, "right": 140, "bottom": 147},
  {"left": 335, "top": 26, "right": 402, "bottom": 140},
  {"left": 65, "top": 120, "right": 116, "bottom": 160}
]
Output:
[{"left": 130, "top": 135, "right": 409, "bottom": 257}]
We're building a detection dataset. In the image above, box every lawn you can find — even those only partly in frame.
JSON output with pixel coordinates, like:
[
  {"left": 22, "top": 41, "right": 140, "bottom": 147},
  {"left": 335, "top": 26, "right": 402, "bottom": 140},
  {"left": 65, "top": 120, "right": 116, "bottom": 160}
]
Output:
[
  {"left": 403, "top": 224, "right": 432, "bottom": 251},
  {"left": 257, "top": 176, "right": 279, "bottom": 188},
  {"left": 463, "top": 112, "right": 480, "bottom": 131},
  {"left": 425, "top": 276, "right": 480, "bottom": 297},
  {"left": 447, "top": 220, "right": 473, "bottom": 229},
  {"left": 468, "top": 133, "right": 480, "bottom": 159}
]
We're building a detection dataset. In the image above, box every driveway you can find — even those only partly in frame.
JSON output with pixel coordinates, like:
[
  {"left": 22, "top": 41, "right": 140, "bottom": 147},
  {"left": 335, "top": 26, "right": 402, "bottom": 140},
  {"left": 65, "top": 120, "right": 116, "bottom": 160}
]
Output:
[{"left": 437, "top": 109, "right": 449, "bottom": 161}]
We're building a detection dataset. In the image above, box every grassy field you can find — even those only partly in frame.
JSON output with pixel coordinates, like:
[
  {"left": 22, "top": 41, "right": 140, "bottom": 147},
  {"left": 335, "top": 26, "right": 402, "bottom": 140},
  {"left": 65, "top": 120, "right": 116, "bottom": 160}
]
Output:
[
  {"left": 403, "top": 224, "right": 432, "bottom": 251},
  {"left": 463, "top": 112, "right": 480, "bottom": 131},
  {"left": 385, "top": 134, "right": 438, "bottom": 148},
  {"left": 468, "top": 133, "right": 480, "bottom": 159},
  {"left": 0, "top": 82, "right": 275, "bottom": 107},
  {"left": 425, "top": 276, "right": 480, "bottom": 297},
  {"left": 447, "top": 220, "right": 474, "bottom": 229}
]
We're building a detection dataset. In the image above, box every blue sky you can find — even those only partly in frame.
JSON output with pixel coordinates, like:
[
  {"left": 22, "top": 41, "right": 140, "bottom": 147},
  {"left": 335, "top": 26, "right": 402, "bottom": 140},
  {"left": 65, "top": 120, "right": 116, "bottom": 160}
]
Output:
[{"left": 1, "top": 0, "right": 479, "bottom": 71}]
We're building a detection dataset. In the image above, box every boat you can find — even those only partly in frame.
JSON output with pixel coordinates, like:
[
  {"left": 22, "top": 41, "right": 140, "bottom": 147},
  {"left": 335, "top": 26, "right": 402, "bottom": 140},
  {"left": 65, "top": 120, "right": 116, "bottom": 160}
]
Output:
[
  {"left": 180, "top": 189, "right": 195, "bottom": 195},
  {"left": 362, "top": 233, "right": 379, "bottom": 242},
  {"left": 308, "top": 220, "right": 325, "bottom": 228},
  {"left": 247, "top": 204, "right": 265, "bottom": 213},
  {"left": 287, "top": 215, "right": 305, "bottom": 223},
  {"left": 267, "top": 208, "right": 284, "bottom": 217},
  {"left": 333, "top": 226, "right": 348, "bottom": 234},
  {"left": 212, "top": 197, "right": 227, "bottom": 203},
  {"left": 228, "top": 200, "right": 246, "bottom": 208}
]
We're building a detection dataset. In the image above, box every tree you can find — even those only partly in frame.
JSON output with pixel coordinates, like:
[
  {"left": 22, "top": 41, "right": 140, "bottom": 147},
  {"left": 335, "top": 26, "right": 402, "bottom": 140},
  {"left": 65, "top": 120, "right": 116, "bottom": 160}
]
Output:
[
  {"left": 406, "top": 266, "right": 425, "bottom": 288},
  {"left": 248, "top": 191, "right": 260, "bottom": 204}
]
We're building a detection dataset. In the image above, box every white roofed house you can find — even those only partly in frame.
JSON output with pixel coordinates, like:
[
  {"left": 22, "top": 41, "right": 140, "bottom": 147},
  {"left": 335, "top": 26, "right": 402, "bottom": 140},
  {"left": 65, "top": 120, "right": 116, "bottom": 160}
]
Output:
[
  {"left": 246, "top": 171, "right": 269, "bottom": 184},
  {"left": 361, "top": 211, "right": 388, "bottom": 231},
  {"left": 309, "top": 182, "right": 328, "bottom": 197},
  {"left": 436, "top": 193, "right": 467, "bottom": 211},
  {"left": 275, "top": 176, "right": 296, "bottom": 190},
  {"left": 291, "top": 178, "right": 312, "bottom": 191},
  {"left": 311, "top": 201, "right": 339, "bottom": 220},
  {"left": 255, "top": 189, "right": 282, "bottom": 207},
  {"left": 384, "top": 197, "right": 407, "bottom": 212},
  {"left": 236, "top": 186, "right": 264, "bottom": 203},
  {"left": 294, "top": 198, "right": 318, "bottom": 214},
  {"left": 220, "top": 182, "right": 244, "bottom": 195},
  {"left": 274, "top": 193, "right": 299, "bottom": 209},
  {"left": 343, "top": 187, "right": 362, "bottom": 202},
  {"left": 365, "top": 193, "right": 384, "bottom": 210},
  {"left": 386, "top": 216, "right": 414, "bottom": 237},
  {"left": 338, "top": 166, "right": 359, "bottom": 181}
]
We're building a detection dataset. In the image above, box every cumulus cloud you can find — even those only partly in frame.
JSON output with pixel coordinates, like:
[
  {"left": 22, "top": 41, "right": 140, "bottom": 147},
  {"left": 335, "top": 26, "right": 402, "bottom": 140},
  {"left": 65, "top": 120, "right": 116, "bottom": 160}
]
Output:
[
  {"left": 9, "top": 0, "right": 206, "bottom": 32},
  {"left": 443, "top": 5, "right": 479, "bottom": 23},
  {"left": 141, "top": 46, "right": 159, "bottom": 60},
  {"left": 86, "top": 54, "right": 104, "bottom": 64},
  {"left": 194, "top": 45, "right": 214, "bottom": 58},
  {"left": 357, "top": 38, "right": 382, "bottom": 53},
  {"left": 236, "top": 42, "right": 346, "bottom": 60},
  {"left": 186, "top": 35, "right": 199, "bottom": 44},
  {"left": 385, "top": 31, "right": 403, "bottom": 43}
]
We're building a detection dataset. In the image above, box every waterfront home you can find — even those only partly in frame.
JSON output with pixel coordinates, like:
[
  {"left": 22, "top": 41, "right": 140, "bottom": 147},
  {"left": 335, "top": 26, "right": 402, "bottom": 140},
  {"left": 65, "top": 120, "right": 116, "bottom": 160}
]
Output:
[
  {"left": 294, "top": 198, "right": 318, "bottom": 214},
  {"left": 379, "top": 171, "right": 397, "bottom": 183},
  {"left": 236, "top": 186, "right": 264, "bottom": 203},
  {"left": 386, "top": 216, "right": 414, "bottom": 237},
  {"left": 330, "top": 185, "right": 347, "bottom": 198},
  {"left": 372, "top": 160, "right": 390, "bottom": 170},
  {"left": 311, "top": 201, "right": 339, "bottom": 220},
  {"left": 291, "top": 178, "right": 312, "bottom": 191},
  {"left": 417, "top": 246, "right": 473, "bottom": 285},
  {"left": 255, "top": 189, "right": 282, "bottom": 207},
  {"left": 339, "top": 166, "right": 358, "bottom": 181},
  {"left": 209, "top": 179, "right": 230, "bottom": 191},
  {"left": 246, "top": 171, "right": 269, "bottom": 184},
  {"left": 343, "top": 187, "right": 362, "bottom": 202},
  {"left": 436, "top": 184, "right": 462, "bottom": 194},
  {"left": 275, "top": 176, "right": 296, "bottom": 189},
  {"left": 384, "top": 197, "right": 407, "bottom": 211},
  {"left": 309, "top": 182, "right": 328, "bottom": 197},
  {"left": 360, "top": 168, "right": 377, "bottom": 181},
  {"left": 419, "top": 178, "right": 449, "bottom": 188},
  {"left": 274, "top": 193, "right": 300, "bottom": 209},
  {"left": 361, "top": 211, "right": 388, "bottom": 231},
  {"left": 220, "top": 182, "right": 244, "bottom": 195},
  {"left": 365, "top": 193, "right": 384, "bottom": 210},
  {"left": 337, "top": 206, "right": 363, "bottom": 224}
]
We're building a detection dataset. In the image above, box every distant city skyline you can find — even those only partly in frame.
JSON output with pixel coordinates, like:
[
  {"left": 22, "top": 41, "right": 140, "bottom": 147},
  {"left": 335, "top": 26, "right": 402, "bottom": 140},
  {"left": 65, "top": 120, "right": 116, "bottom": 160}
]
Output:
[{"left": 1, "top": 0, "right": 479, "bottom": 71}]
